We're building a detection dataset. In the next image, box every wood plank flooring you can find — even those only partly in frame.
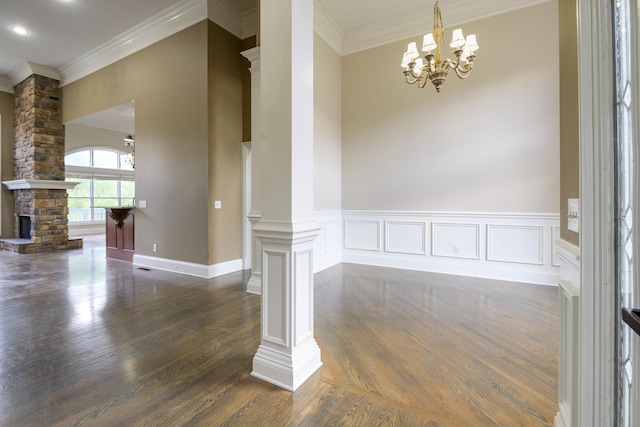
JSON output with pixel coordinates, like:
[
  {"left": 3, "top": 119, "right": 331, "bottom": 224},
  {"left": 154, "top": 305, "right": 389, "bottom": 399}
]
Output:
[{"left": 0, "top": 235, "right": 558, "bottom": 426}]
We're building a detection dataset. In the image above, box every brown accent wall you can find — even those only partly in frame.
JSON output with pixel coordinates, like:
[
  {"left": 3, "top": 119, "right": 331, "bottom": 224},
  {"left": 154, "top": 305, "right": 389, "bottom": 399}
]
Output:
[
  {"left": 0, "top": 91, "right": 15, "bottom": 237},
  {"left": 207, "top": 21, "right": 244, "bottom": 265},
  {"left": 558, "top": 0, "right": 580, "bottom": 246},
  {"left": 62, "top": 21, "right": 244, "bottom": 265}
]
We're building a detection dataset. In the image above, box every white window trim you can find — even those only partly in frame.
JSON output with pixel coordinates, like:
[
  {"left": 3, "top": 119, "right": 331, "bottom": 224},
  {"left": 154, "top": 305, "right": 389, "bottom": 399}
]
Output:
[{"left": 577, "top": 0, "right": 616, "bottom": 425}]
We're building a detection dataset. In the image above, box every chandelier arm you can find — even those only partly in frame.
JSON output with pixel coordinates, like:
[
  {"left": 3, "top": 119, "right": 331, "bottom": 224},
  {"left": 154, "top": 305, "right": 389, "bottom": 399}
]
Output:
[
  {"left": 404, "top": 69, "right": 424, "bottom": 85},
  {"left": 418, "top": 72, "right": 429, "bottom": 88},
  {"left": 453, "top": 60, "right": 474, "bottom": 79}
]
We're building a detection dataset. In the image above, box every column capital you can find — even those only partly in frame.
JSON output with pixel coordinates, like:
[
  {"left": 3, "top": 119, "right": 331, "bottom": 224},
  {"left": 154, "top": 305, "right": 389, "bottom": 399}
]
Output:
[
  {"left": 241, "top": 46, "right": 261, "bottom": 73},
  {"left": 253, "top": 220, "right": 320, "bottom": 244}
]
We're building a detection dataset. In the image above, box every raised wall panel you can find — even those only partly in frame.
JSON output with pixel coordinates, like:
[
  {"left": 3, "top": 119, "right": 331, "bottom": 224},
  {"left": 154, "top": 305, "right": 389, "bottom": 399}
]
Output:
[
  {"left": 344, "top": 219, "right": 381, "bottom": 251},
  {"left": 432, "top": 223, "right": 480, "bottom": 259},
  {"left": 385, "top": 221, "right": 426, "bottom": 255},
  {"left": 337, "top": 211, "right": 560, "bottom": 285},
  {"left": 263, "top": 250, "right": 289, "bottom": 346},
  {"left": 324, "top": 220, "right": 342, "bottom": 252},
  {"left": 552, "top": 226, "right": 561, "bottom": 267},
  {"left": 487, "top": 225, "right": 543, "bottom": 265},
  {"left": 294, "top": 250, "right": 313, "bottom": 345}
]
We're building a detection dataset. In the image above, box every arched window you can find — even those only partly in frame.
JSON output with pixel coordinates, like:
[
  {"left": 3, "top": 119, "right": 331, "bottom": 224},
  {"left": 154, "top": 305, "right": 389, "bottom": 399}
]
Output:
[{"left": 65, "top": 147, "right": 135, "bottom": 223}]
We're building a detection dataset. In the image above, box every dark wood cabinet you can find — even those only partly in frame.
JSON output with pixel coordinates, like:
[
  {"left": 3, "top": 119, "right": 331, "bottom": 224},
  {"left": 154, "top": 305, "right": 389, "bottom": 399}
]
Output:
[{"left": 105, "top": 207, "right": 135, "bottom": 262}]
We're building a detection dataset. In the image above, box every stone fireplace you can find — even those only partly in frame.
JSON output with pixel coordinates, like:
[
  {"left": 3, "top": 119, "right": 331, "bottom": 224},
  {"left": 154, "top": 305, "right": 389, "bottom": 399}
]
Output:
[{"left": 0, "top": 70, "right": 82, "bottom": 254}]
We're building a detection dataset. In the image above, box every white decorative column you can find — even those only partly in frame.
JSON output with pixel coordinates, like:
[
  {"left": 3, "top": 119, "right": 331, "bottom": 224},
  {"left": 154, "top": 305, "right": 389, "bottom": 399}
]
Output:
[
  {"left": 251, "top": 0, "right": 321, "bottom": 391},
  {"left": 241, "top": 46, "right": 262, "bottom": 295}
]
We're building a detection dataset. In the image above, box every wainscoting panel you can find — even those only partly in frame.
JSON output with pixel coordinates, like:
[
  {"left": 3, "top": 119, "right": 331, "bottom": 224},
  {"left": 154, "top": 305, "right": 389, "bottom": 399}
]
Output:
[
  {"left": 552, "top": 226, "right": 561, "bottom": 267},
  {"left": 487, "top": 224, "right": 543, "bottom": 265},
  {"left": 344, "top": 219, "right": 381, "bottom": 251},
  {"left": 340, "top": 211, "right": 560, "bottom": 285},
  {"left": 314, "top": 211, "right": 343, "bottom": 273},
  {"left": 554, "top": 239, "right": 580, "bottom": 427},
  {"left": 432, "top": 223, "right": 480, "bottom": 259},
  {"left": 385, "top": 221, "right": 426, "bottom": 255}
]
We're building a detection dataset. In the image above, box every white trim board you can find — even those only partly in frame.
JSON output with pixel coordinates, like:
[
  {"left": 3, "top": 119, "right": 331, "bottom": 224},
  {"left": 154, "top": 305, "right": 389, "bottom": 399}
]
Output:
[{"left": 133, "top": 254, "right": 243, "bottom": 279}]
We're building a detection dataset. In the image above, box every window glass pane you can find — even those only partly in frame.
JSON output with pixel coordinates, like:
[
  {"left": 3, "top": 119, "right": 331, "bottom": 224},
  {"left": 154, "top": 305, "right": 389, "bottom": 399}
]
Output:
[
  {"left": 93, "top": 179, "right": 117, "bottom": 198},
  {"left": 120, "top": 153, "right": 134, "bottom": 171},
  {"left": 93, "top": 208, "right": 107, "bottom": 221},
  {"left": 68, "top": 198, "right": 91, "bottom": 222},
  {"left": 65, "top": 148, "right": 135, "bottom": 224},
  {"left": 67, "top": 178, "right": 90, "bottom": 198},
  {"left": 121, "top": 181, "right": 135, "bottom": 198},
  {"left": 93, "top": 149, "right": 118, "bottom": 169},
  {"left": 65, "top": 151, "right": 90, "bottom": 167},
  {"left": 94, "top": 198, "right": 118, "bottom": 208}
]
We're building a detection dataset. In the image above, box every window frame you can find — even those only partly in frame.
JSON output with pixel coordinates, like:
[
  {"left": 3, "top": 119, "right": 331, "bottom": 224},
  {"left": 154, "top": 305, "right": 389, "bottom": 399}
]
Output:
[{"left": 65, "top": 147, "right": 135, "bottom": 225}]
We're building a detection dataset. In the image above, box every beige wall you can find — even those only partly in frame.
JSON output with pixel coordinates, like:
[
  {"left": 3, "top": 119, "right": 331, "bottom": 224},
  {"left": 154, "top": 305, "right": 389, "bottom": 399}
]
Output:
[
  {"left": 0, "top": 91, "right": 14, "bottom": 237},
  {"left": 207, "top": 21, "right": 244, "bottom": 265},
  {"left": 314, "top": 34, "right": 342, "bottom": 212},
  {"left": 558, "top": 0, "right": 579, "bottom": 246},
  {"left": 65, "top": 124, "right": 130, "bottom": 153},
  {"left": 341, "top": 1, "right": 560, "bottom": 214},
  {"left": 62, "top": 20, "right": 244, "bottom": 266}
]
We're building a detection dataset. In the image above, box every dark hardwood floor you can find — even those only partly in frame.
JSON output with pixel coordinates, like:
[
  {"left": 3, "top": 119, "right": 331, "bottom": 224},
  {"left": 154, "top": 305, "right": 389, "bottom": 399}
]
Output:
[{"left": 0, "top": 235, "right": 558, "bottom": 426}]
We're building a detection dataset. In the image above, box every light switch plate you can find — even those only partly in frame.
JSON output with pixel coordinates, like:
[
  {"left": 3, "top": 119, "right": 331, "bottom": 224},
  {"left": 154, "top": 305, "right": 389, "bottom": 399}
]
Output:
[
  {"left": 214, "top": 201, "right": 221, "bottom": 209},
  {"left": 139, "top": 200, "right": 147, "bottom": 208},
  {"left": 568, "top": 198, "right": 579, "bottom": 233}
]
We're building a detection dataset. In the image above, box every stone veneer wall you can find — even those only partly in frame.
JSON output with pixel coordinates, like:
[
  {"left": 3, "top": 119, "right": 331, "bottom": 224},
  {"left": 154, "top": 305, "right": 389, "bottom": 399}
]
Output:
[
  {"left": 14, "top": 75, "right": 65, "bottom": 181},
  {"left": 4, "top": 74, "right": 81, "bottom": 253}
]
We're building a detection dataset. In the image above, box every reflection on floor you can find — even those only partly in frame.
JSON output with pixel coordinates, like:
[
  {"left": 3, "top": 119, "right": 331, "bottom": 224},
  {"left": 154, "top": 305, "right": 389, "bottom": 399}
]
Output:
[{"left": 0, "top": 234, "right": 558, "bottom": 425}]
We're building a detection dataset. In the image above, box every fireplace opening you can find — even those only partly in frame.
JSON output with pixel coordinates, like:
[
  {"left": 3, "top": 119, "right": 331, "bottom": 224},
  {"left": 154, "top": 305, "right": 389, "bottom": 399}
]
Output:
[{"left": 19, "top": 216, "right": 31, "bottom": 240}]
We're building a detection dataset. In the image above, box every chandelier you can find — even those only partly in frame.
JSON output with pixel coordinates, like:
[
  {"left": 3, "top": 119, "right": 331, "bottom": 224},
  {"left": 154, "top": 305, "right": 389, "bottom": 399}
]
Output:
[
  {"left": 124, "top": 134, "right": 135, "bottom": 169},
  {"left": 401, "top": 0, "right": 479, "bottom": 92}
]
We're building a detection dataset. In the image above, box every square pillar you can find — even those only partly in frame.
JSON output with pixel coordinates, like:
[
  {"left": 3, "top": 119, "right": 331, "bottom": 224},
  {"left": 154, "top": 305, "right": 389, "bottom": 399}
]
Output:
[{"left": 251, "top": 0, "right": 321, "bottom": 391}]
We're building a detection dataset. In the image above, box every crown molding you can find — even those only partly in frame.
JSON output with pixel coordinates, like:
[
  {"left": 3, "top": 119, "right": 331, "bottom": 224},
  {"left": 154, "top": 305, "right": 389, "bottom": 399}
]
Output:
[
  {"left": 314, "top": 1, "right": 344, "bottom": 55},
  {"left": 240, "top": 6, "right": 258, "bottom": 39},
  {"left": 342, "top": 0, "right": 552, "bottom": 55},
  {"left": 0, "top": 76, "right": 12, "bottom": 93},
  {"left": 9, "top": 62, "right": 61, "bottom": 86},
  {"left": 208, "top": 0, "right": 242, "bottom": 37},
  {"left": 15, "top": 0, "right": 551, "bottom": 88},
  {"left": 59, "top": 0, "right": 208, "bottom": 86}
]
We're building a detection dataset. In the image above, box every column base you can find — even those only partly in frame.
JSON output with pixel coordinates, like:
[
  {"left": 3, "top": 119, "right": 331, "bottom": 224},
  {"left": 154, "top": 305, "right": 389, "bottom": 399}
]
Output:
[
  {"left": 247, "top": 271, "right": 262, "bottom": 295},
  {"left": 251, "top": 337, "right": 322, "bottom": 391}
]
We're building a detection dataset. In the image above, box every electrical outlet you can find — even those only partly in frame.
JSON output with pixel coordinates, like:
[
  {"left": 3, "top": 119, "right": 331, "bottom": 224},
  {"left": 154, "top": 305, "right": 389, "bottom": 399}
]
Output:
[
  {"left": 139, "top": 200, "right": 147, "bottom": 209},
  {"left": 568, "top": 199, "right": 579, "bottom": 233},
  {"left": 214, "top": 201, "right": 222, "bottom": 209},
  {"left": 152, "top": 243, "right": 157, "bottom": 252}
]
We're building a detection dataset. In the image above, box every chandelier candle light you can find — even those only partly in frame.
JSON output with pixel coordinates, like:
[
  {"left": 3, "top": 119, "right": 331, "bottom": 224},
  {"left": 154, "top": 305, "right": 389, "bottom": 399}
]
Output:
[{"left": 401, "top": 0, "right": 479, "bottom": 92}]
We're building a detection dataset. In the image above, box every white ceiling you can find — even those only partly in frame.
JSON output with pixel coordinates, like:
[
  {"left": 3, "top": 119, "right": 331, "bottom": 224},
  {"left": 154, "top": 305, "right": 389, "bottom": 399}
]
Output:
[{"left": 0, "top": 0, "right": 549, "bottom": 132}]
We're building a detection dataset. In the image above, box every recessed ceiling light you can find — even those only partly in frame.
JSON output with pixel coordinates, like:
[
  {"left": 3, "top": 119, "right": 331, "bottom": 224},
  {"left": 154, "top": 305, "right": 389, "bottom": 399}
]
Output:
[{"left": 11, "top": 26, "right": 29, "bottom": 35}]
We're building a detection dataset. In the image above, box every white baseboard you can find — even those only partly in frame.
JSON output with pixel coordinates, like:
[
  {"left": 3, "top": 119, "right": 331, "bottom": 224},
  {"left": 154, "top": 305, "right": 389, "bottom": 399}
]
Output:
[
  {"left": 133, "top": 254, "right": 243, "bottom": 279},
  {"left": 343, "top": 251, "right": 559, "bottom": 286}
]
